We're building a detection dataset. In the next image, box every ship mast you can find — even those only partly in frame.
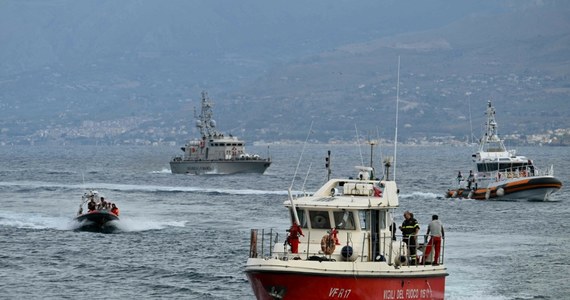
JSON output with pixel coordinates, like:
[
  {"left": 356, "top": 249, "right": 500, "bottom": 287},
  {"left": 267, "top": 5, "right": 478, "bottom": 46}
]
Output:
[
  {"left": 195, "top": 91, "right": 219, "bottom": 138},
  {"left": 480, "top": 100, "right": 506, "bottom": 152}
]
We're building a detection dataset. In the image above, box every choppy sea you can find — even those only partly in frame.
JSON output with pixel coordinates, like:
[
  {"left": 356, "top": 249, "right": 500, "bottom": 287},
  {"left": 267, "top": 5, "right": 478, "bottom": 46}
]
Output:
[{"left": 0, "top": 144, "right": 568, "bottom": 300}]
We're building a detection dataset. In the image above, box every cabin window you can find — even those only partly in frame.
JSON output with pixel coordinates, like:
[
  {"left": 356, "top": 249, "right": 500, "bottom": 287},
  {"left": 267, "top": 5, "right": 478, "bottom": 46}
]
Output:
[
  {"left": 359, "top": 210, "right": 369, "bottom": 230},
  {"left": 333, "top": 211, "right": 355, "bottom": 230},
  {"left": 290, "top": 208, "right": 308, "bottom": 228},
  {"left": 378, "top": 211, "right": 387, "bottom": 230},
  {"left": 478, "top": 162, "right": 528, "bottom": 172},
  {"left": 309, "top": 210, "right": 331, "bottom": 229}
]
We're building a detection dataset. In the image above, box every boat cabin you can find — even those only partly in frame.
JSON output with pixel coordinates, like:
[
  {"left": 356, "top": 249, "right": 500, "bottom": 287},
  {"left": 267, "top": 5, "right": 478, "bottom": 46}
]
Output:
[
  {"left": 180, "top": 135, "right": 247, "bottom": 161},
  {"left": 271, "top": 179, "right": 410, "bottom": 264},
  {"left": 472, "top": 149, "right": 533, "bottom": 174}
]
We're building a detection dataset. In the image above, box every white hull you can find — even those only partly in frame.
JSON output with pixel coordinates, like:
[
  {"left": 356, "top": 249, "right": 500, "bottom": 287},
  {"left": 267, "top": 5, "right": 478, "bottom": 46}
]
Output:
[
  {"left": 500, "top": 187, "right": 557, "bottom": 201},
  {"left": 485, "top": 178, "right": 560, "bottom": 201}
]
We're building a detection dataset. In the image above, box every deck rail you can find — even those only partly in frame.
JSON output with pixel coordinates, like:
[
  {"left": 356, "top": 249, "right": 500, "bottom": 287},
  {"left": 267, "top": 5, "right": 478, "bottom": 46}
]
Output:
[{"left": 249, "top": 229, "right": 445, "bottom": 266}]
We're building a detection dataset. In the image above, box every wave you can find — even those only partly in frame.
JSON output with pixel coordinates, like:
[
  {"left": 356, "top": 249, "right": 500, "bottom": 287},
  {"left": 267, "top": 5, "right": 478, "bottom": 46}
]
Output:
[
  {"left": 399, "top": 191, "right": 443, "bottom": 200},
  {"left": 0, "top": 181, "right": 288, "bottom": 196},
  {"left": 115, "top": 217, "right": 187, "bottom": 232},
  {"left": 98, "top": 183, "right": 288, "bottom": 196},
  {"left": 150, "top": 168, "right": 172, "bottom": 174},
  {"left": 0, "top": 212, "right": 73, "bottom": 230}
]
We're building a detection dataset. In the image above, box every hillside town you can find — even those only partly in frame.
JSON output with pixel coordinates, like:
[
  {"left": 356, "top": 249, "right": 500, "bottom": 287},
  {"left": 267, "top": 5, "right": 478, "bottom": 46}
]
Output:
[{"left": 1, "top": 115, "right": 568, "bottom": 146}]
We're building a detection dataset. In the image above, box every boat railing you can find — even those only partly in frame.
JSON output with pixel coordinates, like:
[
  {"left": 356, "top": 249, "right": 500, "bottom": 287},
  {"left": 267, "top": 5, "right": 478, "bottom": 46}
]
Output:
[
  {"left": 248, "top": 229, "right": 445, "bottom": 266},
  {"left": 454, "top": 164, "right": 556, "bottom": 187},
  {"left": 492, "top": 164, "right": 554, "bottom": 181}
]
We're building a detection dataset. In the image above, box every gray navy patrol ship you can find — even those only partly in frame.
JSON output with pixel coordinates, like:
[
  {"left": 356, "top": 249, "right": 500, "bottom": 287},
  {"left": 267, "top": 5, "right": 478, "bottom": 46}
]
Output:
[{"left": 170, "top": 91, "right": 271, "bottom": 175}]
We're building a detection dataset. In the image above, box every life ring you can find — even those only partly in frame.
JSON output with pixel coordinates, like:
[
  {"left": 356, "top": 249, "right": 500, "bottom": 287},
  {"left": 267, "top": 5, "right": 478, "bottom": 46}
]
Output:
[
  {"left": 199, "top": 141, "right": 205, "bottom": 148},
  {"left": 321, "top": 234, "right": 336, "bottom": 255}
]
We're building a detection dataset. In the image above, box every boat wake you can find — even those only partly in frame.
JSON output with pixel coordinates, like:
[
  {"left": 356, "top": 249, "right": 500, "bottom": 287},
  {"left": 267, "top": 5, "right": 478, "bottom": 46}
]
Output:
[
  {"left": 116, "top": 217, "right": 187, "bottom": 232},
  {"left": 150, "top": 168, "right": 172, "bottom": 174},
  {"left": 400, "top": 191, "right": 442, "bottom": 200},
  {"left": 0, "top": 211, "right": 187, "bottom": 233}
]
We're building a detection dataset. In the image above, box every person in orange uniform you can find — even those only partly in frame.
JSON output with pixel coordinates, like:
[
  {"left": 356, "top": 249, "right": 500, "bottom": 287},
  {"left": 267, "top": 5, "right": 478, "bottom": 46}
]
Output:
[
  {"left": 110, "top": 203, "right": 120, "bottom": 216},
  {"left": 286, "top": 222, "right": 304, "bottom": 253}
]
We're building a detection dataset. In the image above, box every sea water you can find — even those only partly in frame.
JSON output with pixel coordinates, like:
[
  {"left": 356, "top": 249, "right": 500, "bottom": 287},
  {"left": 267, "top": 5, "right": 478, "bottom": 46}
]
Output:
[{"left": 0, "top": 144, "right": 568, "bottom": 299}]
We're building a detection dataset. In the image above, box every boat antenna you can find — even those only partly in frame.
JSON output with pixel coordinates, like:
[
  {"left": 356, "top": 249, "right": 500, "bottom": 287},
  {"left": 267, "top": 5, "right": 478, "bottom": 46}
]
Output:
[
  {"left": 368, "top": 138, "right": 377, "bottom": 179},
  {"left": 325, "top": 150, "right": 332, "bottom": 181},
  {"left": 466, "top": 91, "right": 474, "bottom": 145},
  {"left": 289, "top": 121, "right": 314, "bottom": 226},
  {"left": 376, "top": 127, "right": 384, "bottom": 179},
  {"left": 393, "top": 56, "right": 401, "bottom": 181},
  {"left": 290, "top": 121, "right": 314, "bottom": 190},
  {"left": 355, "top": 124, "right": 364, "bottom": 166},
  {"left": 301, "top": 162, "right": 313, "bottom": 195}
]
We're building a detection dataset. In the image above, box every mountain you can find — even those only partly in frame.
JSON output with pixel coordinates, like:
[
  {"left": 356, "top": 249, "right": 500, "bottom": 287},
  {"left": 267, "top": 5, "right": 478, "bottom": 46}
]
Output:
[
  {"left": 231, "top": 2, "right": 570, "bottom": 143},
  {"left": 0, "top": 0, "right": 568, "bottom": 145}
]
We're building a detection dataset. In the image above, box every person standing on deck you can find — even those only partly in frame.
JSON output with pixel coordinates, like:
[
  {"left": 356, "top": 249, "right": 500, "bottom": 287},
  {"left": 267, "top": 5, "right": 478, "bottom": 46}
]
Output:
[
  {"left": 467, "top": 170, "right": 475, "bottom": 189},
  {"left": 423, "top": 215, "right": 445, "bottom": 265},
  {"left": 285, "top": 222, "right": 304, "bottom": 254},
  {"left": 399, "top": 211, "right": 420, "bottom": 265}
]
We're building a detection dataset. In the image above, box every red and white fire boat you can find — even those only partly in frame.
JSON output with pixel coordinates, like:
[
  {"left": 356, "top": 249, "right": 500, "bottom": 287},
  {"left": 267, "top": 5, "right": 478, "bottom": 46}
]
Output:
[{"left": 246, "top": 159, "right": 448, "bottom": 300}]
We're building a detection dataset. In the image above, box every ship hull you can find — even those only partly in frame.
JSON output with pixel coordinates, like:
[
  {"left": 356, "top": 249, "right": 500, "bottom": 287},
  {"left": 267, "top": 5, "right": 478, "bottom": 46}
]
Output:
[
  {"left": 170, "top": 159, "right": 271, "bottom": 175},
  {"left": 446, "top": 176, "right": 562, "bottom": 201},
  {"left": 246, "top": 270, "right": 446, "bottom": 300}
]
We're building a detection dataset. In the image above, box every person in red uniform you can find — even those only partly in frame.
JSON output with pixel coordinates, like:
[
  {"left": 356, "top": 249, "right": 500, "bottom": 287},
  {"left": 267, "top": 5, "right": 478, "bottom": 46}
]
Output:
[
  {"left": 286, "top": 222, "right": 304, "bottom": 253},
  {"left": 110, "top": 203, "right": 120, "bottom": 216},
  {"left": 330, "top": 227, "right": 341, "bottom": 245}
]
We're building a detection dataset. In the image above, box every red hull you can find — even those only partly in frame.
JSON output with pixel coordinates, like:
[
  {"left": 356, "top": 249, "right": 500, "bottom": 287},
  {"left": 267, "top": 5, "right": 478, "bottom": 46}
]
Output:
[{"left": 246, "top": 271, "right": 446, "bottom": 300}]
